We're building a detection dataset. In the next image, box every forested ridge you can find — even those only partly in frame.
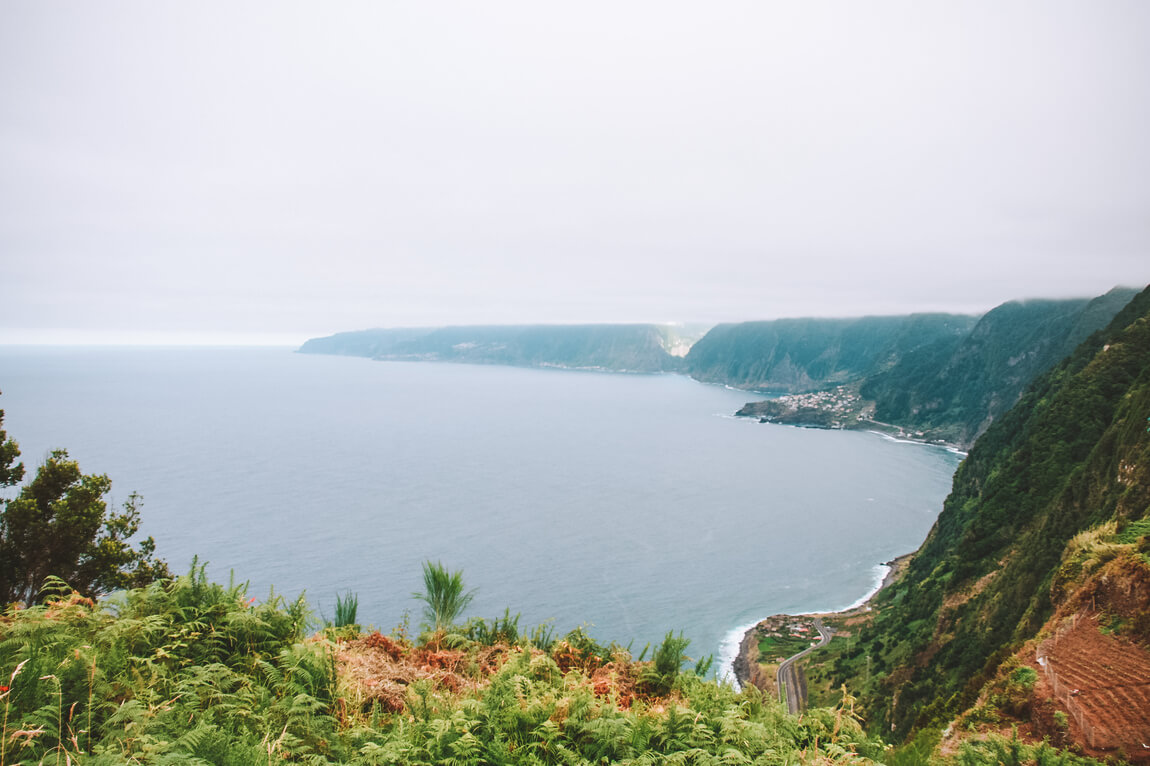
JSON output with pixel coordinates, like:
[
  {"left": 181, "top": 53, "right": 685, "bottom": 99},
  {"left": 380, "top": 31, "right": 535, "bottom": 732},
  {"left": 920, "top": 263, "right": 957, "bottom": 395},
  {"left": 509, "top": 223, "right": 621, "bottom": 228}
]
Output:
[
  {"left": 714, "top": 288, "right": 1138, "bottom": 446},
  {"left": 804, "top": 284, "right": 1150, "bottom": 752},
  {"left": 683, "top": 313, "right": 978, "bottom": 393},
  {"left": 858, "top": 287, "right": 1140, "bottom": 445}
]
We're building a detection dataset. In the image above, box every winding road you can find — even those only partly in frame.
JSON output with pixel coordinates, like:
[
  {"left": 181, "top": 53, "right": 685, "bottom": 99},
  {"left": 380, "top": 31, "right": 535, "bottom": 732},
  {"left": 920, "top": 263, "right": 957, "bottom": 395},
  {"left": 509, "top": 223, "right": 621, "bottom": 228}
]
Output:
[{"left": 776, "top": 617, "right": 833, "bottom": 714}]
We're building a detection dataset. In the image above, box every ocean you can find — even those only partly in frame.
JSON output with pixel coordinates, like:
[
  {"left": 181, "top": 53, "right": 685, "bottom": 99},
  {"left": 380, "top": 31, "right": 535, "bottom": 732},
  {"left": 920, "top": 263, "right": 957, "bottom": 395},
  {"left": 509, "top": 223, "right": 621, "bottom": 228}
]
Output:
[{"left": 0, "top": 346, "right": 962, "bottom": 681}]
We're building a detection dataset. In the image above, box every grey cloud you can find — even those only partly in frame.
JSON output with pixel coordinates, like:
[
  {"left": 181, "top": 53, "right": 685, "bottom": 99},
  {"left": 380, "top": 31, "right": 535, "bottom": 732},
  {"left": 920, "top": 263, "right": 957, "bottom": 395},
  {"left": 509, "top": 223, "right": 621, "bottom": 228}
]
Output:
[{"left": 1, "top": 1, "right": 1148, "bottom": 343}]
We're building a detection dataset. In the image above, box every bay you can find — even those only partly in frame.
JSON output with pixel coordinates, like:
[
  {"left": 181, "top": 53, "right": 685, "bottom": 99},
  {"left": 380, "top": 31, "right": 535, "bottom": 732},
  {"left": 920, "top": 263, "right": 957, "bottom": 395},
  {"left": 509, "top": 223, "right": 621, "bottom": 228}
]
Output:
[{"left": 0, "top": 346, "right": 961, "bottom": 680}]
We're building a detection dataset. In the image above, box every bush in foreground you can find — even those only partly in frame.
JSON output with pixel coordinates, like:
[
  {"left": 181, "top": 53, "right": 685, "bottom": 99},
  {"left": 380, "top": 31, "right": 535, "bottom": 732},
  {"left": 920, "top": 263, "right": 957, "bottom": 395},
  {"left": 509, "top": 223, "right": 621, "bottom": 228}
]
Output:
[{"left": 1, "top": 567, "right": 889, "bottom": 765}]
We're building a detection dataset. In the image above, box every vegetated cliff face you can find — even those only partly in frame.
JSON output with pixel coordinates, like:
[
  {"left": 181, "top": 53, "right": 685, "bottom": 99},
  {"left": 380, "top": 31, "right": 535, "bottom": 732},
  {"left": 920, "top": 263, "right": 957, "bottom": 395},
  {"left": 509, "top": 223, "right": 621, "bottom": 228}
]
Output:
[
  {"left": 822, "top": 284, "right": 1150, "bottom": 742},
  {"left": 299, "top": 324, "right": 689, "bottom": 372},
  {"left": 859, "top": 287, "right": 1140, "bottom": 446},
  {"left": 683, "top": 313, "right": 978, "bottom": 393},
  {"left": 705, "top": 288, "right": 1137, "bottom": 446}
]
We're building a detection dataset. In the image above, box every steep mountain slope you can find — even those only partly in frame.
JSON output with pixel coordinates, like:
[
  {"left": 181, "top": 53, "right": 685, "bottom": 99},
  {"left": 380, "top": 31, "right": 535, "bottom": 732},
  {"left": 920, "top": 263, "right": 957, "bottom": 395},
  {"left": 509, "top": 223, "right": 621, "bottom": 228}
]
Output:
[
  {"left": 812, "top": 285, "right": 1150, "bottom": 742},
  {"left": 683, "top": 313, "right": 977, "bottom": 392},
  {"left": 859, "top": 287, "right": 1139, "bottom": 445},
  {"left": 299, "top": 324, "right": 690, "bottom": 372}
]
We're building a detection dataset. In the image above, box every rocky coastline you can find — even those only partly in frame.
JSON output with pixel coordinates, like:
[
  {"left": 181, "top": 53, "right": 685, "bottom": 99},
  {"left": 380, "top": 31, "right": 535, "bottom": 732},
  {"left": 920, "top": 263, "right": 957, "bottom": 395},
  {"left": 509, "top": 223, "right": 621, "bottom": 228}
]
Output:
[{"left": 732, "top": 627, "right": 769, "bottom": 691}]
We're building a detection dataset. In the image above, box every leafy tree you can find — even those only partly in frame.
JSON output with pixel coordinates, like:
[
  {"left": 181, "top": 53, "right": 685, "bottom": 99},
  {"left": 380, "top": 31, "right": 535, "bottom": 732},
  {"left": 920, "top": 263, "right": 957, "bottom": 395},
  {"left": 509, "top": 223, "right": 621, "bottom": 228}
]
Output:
[
  {"left": 413, "top": 560, "right": 475, "bottom": 632},
  {"left": 0, "top": 397, "right": 23, "bottom": 487},
  {"left": 0, "top": 401, "right": 170, "bottom": 606}
]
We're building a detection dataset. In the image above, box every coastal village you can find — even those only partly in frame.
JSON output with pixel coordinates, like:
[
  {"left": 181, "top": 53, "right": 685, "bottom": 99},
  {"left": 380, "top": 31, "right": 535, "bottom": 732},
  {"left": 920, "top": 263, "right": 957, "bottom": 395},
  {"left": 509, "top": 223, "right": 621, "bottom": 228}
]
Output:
[
  {"left": 735, "top": 384, "right": 940, "bottom": 442},
  {"left": 735, "top": 384, "right": 873, "bottom": 430},
  {"left": 769, "top": 385, "right": 869, "bottom": 422}
]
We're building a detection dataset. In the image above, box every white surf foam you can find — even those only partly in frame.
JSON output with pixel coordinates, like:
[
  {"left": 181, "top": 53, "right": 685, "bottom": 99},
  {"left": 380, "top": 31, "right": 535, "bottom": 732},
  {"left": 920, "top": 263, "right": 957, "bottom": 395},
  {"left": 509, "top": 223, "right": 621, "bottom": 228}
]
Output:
[
  {"left": 839, "top": 563, "right": 891, "bottom": 611},
  {"left": 718, "top": 618, "right": 763, "bottom": 690},
  {"left": 867, "top": 430, "right": 921, "bottom": 445},
  {"left": 870, "top": 430, "right": 968, "bottom": 457}
]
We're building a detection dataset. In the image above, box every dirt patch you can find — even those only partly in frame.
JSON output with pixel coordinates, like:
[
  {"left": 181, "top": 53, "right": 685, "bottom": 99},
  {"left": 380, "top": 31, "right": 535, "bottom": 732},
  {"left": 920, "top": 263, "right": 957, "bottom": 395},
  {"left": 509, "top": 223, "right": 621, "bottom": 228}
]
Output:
[
  {"left": 943, "top": 554, "right": 1150, "bottom": 762},
  {"left": 941, "top": 569, "right": 998, "bottom": 612},
  {"left": 1038, "top": 612, "right": 1150, "bottom": 760},
  {"left": 336, "top": 631, "right": 678, "bottom": 723},
  {"left": 588, "top": 660, "right": 640, "bottom": 709},
  {"left": 839, "top": 613, "right": 872, "bottom": 631},
  {"left": 336, "top": 632, "right": 499, "bottom": 717}
]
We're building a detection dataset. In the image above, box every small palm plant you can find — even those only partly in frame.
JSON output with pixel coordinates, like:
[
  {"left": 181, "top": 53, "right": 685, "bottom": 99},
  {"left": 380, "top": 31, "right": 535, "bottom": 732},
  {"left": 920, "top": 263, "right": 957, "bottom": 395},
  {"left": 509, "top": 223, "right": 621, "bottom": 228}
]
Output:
[
  {"left": 413, "top": 561, "right": 475, "bottom": 634},
  {"left": 334, "top": 591, "right": 358, "bottom": 629}
]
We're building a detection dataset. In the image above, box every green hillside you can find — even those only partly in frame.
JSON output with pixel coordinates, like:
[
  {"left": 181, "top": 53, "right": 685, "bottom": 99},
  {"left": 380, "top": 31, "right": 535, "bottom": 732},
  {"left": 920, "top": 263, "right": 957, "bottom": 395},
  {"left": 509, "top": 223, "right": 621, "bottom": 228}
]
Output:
[
  {"left": 859, "top": 287, "right": 1140, "bottom": 445},
  {"left": 716, "top": 288, "right": 1138, "bottom": 446},
  {"left": 804, "top": 284, "right": 1150, "bottom": 744},
  {"left": 682, "top": 313, "right": 977, "bottom": 392}
]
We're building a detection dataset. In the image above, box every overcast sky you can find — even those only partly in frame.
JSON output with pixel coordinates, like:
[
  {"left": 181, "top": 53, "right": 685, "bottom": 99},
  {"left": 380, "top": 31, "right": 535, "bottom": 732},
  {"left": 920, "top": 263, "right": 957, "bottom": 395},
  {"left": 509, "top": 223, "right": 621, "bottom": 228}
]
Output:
[{"left": 2, "top": 2, "right": 1148, "bottom": 345}]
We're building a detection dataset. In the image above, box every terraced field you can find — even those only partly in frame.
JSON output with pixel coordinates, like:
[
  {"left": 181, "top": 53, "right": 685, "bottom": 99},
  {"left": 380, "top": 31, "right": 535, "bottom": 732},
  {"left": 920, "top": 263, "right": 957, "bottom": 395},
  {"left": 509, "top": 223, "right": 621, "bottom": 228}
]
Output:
[{"left": 1039, "top": 613, "right": 1150, "bottom": 754}]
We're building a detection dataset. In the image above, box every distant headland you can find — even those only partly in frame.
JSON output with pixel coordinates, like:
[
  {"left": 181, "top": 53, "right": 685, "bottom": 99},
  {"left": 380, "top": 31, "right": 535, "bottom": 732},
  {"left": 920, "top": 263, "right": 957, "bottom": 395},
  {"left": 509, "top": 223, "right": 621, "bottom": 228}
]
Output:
[{"left": 302, "top": 286, "right": 1139, "bottom": 449}]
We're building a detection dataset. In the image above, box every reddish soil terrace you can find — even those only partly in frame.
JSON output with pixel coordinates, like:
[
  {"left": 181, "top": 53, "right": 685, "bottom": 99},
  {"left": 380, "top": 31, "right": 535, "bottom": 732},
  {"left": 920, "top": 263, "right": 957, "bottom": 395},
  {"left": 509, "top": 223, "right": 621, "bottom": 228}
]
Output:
[{"left": 1038, "top": 613, "right": 1150, "bottom": 757}]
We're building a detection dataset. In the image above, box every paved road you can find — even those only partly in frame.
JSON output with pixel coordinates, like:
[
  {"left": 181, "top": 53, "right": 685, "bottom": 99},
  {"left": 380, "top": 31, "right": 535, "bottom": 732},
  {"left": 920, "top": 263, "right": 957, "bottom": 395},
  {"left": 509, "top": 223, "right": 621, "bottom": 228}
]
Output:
[{"left": 776, "top": 617, "right": 833, "bottom": 714}]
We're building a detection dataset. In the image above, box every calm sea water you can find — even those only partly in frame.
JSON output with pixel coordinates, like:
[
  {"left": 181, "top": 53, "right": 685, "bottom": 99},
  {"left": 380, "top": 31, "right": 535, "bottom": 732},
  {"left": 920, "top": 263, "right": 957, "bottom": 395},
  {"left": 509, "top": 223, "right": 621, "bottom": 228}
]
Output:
[{"left": 0, "top": 347, "right": 961, "bottom": 680}]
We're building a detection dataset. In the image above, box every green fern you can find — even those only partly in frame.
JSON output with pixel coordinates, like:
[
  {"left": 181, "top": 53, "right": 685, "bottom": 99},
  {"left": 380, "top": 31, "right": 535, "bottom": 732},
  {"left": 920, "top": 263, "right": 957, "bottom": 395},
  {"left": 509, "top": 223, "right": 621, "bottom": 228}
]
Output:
[{"left": 6, "top": 564, "right": 1081, "bottom": 765}]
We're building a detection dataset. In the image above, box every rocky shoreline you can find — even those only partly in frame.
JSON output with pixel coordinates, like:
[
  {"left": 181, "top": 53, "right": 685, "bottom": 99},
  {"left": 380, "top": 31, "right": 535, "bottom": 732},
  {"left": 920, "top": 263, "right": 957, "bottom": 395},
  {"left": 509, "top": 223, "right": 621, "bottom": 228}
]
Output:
[
  {"left": 732, "top": 553, "right": 912, "bottom": 691},
  {"left": 732, "top": 627, "right": 769, "bottom": 691}
]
